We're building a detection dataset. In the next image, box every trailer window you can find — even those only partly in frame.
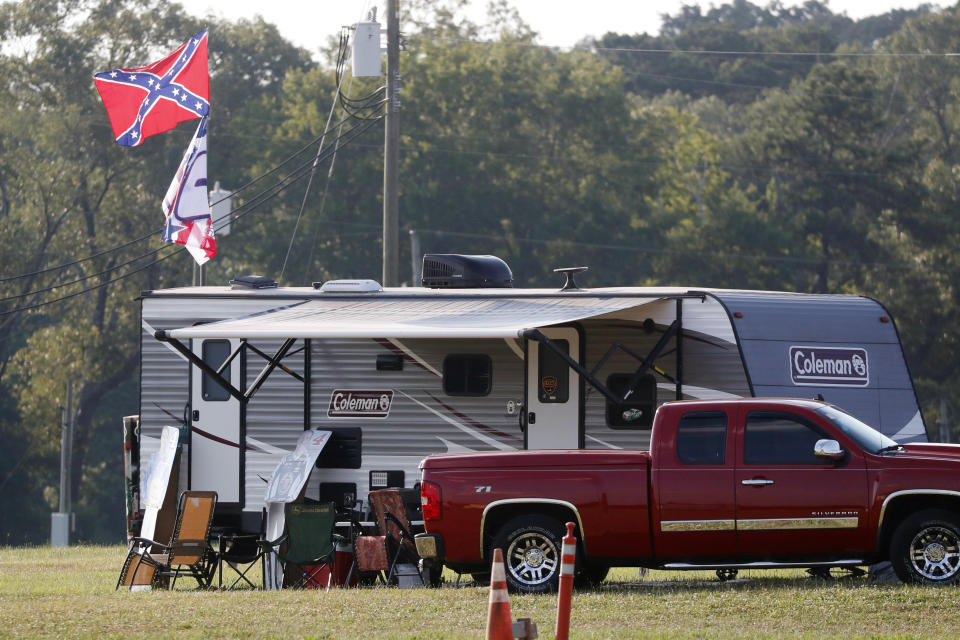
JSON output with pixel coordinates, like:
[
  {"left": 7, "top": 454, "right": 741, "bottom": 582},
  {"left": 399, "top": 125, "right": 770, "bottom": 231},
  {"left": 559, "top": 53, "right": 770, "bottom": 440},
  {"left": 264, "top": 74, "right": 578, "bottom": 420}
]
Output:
[
  {"left": 443, "top": 354, "right": 492, "bottom": 396},
  {"left": 201, "top": 339, "right": 232, "bottom": 401},
  {"left": 538, "top": 339, "right": 569, "bottom": 403},
  {"left": 605, "top": 373, "right": 656, "bottom": 429},
  {"left": 676, "top": 411, "right": 727, "bottom": 465}
]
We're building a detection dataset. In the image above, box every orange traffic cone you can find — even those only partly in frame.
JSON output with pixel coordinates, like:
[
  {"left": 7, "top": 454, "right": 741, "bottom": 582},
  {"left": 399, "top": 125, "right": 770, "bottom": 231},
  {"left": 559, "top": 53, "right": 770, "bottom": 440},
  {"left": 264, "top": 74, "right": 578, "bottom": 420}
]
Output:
[{"left": 485, "top": 548, "right": 514, "bottom": 640}]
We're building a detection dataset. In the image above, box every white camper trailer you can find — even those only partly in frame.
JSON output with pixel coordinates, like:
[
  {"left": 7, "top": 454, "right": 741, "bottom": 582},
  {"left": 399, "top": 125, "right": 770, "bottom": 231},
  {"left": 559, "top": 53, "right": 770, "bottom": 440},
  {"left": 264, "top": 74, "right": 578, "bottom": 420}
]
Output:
[{"left": 133, "top": 255, "right": 926, "bottom": 533}]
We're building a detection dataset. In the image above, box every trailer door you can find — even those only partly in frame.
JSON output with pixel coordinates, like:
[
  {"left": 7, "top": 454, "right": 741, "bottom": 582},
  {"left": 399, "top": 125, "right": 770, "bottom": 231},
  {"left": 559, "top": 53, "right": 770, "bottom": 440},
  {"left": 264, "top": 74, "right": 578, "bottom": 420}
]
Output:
[
  {"left": 190, "top": 338, "right": 243, "bottom": 504},
  {"left": 525, "top": 326, "right": 583, "bottom": 449}
]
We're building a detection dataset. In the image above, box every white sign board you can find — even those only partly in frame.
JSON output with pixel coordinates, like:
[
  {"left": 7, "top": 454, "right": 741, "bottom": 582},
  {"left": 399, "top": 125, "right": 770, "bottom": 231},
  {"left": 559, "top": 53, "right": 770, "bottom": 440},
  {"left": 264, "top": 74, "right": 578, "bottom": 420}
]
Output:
[
  {"left": 133, "top": 425, "right": 179, "bottom": 592},
  {"left": 262, "top": 429, "right": 331, "bottom": 589},
  {"left": 140, "top": 425, "right": 179, "bottom": 542}
]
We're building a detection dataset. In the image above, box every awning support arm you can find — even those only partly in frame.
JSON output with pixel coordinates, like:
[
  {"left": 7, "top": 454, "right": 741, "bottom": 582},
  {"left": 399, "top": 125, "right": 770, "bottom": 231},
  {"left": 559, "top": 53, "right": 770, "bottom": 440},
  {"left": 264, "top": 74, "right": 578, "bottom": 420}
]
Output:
[
  {"left": 590, "top": 342, "right": 677, "bottom": 386},
  {"left": 154, "top": 332, "right": 305, "bottom": 404},
  {"left": 520, "top": 329, "right": 622, "bottom": 404},
  {"left": 244, "top": 338, "right": 297, "bottom": 401},
  {"left": 217, "top": 340, "right": 246, "bottom": 376},
  {"left": 622, "top": 320, "right": 679, "bottom": 400},
  {"left": 154, "top": 330, "right": 247, "bottom": 403},
  {"left": 243, "top": 341, "right": 306, "bottom": 384}
]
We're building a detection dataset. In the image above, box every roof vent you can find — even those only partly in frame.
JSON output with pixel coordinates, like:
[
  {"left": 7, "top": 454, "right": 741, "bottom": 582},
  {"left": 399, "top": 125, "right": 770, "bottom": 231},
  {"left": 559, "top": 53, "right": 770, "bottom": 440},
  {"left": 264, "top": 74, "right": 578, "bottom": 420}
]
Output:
[
  {"left": 229, "top": 274, "right": 278, "bottom": 290},
  {"left": 421, "top": 254, "right": 513, "bottom": 288},
  {"left": 317, "top": 279, "right": 383, "bottom": 293}
]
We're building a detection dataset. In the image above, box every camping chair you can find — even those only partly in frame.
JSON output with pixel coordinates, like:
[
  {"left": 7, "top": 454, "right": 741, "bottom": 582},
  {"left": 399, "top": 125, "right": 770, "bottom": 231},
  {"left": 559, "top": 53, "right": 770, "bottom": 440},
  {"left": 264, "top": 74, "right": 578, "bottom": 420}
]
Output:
[
  {"left": 216, "top": 532, "right": 263, "bottom": 589},
  {"left": 116, "top": 491, "right": 218, "bottom": 590},
  {"left": 349, "top": 489, "right": 424, "bottom": 587},
  {"left": 259, "top": 502, "right": 341, "bottom": 589}
]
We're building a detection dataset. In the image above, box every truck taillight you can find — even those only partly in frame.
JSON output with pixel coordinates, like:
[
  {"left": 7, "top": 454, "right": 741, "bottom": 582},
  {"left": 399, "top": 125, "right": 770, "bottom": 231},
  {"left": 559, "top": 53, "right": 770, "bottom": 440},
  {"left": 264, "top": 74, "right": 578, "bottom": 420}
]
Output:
[{"left": 421, "top": 480, "right": 442, "bottom": 521}]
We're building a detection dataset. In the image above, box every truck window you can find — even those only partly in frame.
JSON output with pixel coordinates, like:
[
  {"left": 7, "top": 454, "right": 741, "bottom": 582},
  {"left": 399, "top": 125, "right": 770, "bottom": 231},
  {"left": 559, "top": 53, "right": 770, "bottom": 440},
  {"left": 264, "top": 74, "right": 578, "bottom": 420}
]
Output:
[
  {"left": 676, "top": 411, "right": 727, "bottom": 465},
  {"left": 201, "top": 339, "right": 232, "bottom": 401},
  {"left": 744, "top": 411, "right": 831, "bottom": 465},
  {"left": 443, "top": 354, "right": 492, "bottom": 396}
]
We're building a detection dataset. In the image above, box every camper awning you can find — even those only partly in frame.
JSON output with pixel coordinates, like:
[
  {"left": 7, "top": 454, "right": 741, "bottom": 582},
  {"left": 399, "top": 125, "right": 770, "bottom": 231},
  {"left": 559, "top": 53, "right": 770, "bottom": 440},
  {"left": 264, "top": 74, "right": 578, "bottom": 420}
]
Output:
[{"left": 161, "top": 295, "right": 665, "bottom": 340}]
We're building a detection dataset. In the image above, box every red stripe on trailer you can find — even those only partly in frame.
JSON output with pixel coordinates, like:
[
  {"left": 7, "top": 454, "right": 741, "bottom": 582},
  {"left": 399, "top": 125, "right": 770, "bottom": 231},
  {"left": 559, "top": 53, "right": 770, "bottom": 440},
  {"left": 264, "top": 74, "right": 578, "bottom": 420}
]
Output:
[{"left": 191, "top": 425, "right": 240, "bottom": 448}]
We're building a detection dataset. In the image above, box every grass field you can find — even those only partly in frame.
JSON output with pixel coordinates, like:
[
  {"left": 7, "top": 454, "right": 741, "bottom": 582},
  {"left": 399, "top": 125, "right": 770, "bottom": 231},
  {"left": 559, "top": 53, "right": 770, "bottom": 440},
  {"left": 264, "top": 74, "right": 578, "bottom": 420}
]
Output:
[{"left": 0, "top": 545, "right": 957, "bottom": 638}]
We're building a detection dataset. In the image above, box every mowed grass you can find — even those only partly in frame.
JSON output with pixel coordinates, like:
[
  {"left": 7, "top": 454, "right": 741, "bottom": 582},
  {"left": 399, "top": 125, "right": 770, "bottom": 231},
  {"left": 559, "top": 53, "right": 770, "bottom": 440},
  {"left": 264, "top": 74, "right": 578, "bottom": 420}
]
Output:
[{"left": 0, "top": 546, "right": 957, "bottom": 638}]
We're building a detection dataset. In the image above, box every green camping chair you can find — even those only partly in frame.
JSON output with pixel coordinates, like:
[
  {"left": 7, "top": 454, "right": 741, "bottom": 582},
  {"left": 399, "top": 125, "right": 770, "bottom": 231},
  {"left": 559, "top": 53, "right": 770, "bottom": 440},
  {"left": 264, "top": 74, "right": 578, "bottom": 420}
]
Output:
[{"left": 259, "top": 502, "right": 342, "bottom": 589}]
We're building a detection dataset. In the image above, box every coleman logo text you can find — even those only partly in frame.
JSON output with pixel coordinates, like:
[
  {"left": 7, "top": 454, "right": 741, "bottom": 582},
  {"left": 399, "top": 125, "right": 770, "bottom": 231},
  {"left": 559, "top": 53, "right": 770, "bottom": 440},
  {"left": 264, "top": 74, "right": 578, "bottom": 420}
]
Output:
[
  {"left": 789, "top": 346, "right": 869, "bottom": 387},
  {"left": 328, "top": 389, "right": 394, "bottom": 418}
]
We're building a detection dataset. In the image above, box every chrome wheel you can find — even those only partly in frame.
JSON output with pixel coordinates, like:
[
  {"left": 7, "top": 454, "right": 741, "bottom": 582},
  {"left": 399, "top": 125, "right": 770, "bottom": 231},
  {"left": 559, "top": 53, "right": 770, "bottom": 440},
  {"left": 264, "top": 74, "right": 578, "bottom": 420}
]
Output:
[
  {"left": 491, "top": 515, "right": 566, "bottom": 593},
  {"left": 506, "top": 531, "right": 559, "bottom": 588},
  {"left": 909, "top": 526, "right": 960, "bottom": 581},
  {"left": 890, "top": 509, "right": 960, "bottom": 585}
]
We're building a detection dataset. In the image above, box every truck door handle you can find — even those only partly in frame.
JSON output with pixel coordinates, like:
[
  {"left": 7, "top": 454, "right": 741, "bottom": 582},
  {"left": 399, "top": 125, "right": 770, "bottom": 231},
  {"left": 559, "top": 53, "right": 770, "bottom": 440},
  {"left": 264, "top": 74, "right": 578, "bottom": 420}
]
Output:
[{"left": 741, "top": 479, "right": 774, "bottom": 486}]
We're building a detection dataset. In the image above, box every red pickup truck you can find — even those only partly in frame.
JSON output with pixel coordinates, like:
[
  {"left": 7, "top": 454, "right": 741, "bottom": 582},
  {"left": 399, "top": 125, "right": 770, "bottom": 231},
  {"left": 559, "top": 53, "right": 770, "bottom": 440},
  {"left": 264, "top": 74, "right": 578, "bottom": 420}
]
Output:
[{"left": 416, "top": 398, "right": 960, "bottom": 592}]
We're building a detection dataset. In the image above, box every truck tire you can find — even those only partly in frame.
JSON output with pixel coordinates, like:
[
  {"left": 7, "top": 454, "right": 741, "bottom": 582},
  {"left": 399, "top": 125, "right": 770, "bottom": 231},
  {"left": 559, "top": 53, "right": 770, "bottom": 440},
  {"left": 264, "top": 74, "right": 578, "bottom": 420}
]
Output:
[
  {"left": 889, "top": 509, "right": 960, "bottom": 585},
  {"left": 491, "top": 515, "right": 564, "bottom": 594}
]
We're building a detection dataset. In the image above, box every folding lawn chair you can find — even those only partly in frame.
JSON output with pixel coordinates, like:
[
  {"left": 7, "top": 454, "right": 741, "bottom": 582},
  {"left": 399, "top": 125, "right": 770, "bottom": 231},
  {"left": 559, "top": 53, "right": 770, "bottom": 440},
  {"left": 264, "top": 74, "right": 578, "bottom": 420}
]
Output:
[
  {"left": 259, "top": 502, "right": 342, "bottom": 589},
  {"left": 116, "top": 490, "right": 218, "bottom": 590},
  {"left": 216, "top": 531, "right": 263, "bottom": 589},
  {"left": 348, "top": 489, "right": 424, "bottom": 587}
]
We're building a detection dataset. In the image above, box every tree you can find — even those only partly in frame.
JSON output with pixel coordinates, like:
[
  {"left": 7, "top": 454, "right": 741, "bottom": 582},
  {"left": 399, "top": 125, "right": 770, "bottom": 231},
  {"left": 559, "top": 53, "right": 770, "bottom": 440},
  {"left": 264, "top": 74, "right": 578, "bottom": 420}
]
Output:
[
  {"left": 737, "top": 62, "right": 921, "bottom": 293},
  {"left": 0, "top": 0, "right": 314, "bottom": 542},
  {"left": 395, "top": 16, "right": 655, "bottom": 286}
]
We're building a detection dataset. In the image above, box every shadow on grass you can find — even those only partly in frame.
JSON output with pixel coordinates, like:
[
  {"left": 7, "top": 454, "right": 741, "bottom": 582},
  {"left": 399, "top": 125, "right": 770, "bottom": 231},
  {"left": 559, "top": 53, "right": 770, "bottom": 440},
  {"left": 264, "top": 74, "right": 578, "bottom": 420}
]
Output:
[{"left": 590, "top": 569, "right": 905, "bottom": 594}]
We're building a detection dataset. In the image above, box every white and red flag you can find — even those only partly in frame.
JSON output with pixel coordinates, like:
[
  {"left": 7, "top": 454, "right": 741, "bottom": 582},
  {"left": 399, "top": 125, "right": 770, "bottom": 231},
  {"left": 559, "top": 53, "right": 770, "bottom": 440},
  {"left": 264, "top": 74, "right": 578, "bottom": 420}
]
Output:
[
  {"left": 161, "top": 116, "right": 216, "bottom": 264},
  {"left": 94, "top": 29, "right": 209, "bottom": 146}
]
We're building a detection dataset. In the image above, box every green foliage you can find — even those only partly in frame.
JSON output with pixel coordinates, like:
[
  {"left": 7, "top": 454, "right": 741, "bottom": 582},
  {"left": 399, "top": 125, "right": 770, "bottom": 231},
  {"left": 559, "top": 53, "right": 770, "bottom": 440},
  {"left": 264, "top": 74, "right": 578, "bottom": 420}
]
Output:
[{"left": 2, "top": 0, "right": 960, "bottom": 545}]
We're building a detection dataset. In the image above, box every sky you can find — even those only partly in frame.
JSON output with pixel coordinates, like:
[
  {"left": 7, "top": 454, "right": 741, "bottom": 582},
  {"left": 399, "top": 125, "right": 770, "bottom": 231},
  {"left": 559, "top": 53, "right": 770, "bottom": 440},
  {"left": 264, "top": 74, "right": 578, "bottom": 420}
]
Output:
[{"left": 191, "top": 0, "right": 940, "bottom": 56}]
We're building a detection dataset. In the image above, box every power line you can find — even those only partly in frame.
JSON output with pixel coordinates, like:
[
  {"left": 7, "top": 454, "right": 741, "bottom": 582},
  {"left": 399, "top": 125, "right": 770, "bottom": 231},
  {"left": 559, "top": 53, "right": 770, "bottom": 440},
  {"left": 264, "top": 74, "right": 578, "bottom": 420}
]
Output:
[
  {"left": 0, "top": 244, "right": 169, "bottom": 303},
  {"left": 592, "top": 46, "right": 960, "bottom": 58},
  {"left": 412, "top": 228, "right": 916, "bottom": 270},
  {"left": 0, "top": 112, "right": 376, "bottom": 285},
  {"left": 409, "top": 35, "right": 960, "bottom": 58},
  {"left": 0, "top": 244, "right": 181, "bottom": 318},
  {"left": 281, "top": 41, "right": 359, "bottom": 281},
  {"left": 0, "top": 117, "right": 383, "bottom": 314}
]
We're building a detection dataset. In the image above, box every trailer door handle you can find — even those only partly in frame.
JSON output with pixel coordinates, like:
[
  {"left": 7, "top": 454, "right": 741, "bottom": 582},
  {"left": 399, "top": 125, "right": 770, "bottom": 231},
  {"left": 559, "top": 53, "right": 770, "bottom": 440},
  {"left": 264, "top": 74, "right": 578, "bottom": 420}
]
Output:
[
  {"left": 192, "top": 410, "right": 200, "bottom": 421},
  {"left": 741, "top": 478, "right": 774, "bottom": 486}
]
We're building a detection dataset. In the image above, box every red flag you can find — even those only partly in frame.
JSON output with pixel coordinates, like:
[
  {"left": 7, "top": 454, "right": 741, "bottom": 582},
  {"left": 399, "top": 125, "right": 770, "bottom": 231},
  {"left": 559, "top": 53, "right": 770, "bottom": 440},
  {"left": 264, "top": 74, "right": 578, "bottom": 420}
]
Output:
[{"left": 94, "top": 30, "right": 209, "bottom": 146}]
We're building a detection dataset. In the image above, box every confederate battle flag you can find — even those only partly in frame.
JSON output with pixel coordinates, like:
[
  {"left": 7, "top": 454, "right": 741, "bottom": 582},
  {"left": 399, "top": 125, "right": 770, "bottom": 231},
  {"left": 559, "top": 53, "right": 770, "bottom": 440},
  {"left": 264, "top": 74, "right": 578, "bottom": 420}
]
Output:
[{"left": 94, "top": 30, "right": 209, "bottom": 146}]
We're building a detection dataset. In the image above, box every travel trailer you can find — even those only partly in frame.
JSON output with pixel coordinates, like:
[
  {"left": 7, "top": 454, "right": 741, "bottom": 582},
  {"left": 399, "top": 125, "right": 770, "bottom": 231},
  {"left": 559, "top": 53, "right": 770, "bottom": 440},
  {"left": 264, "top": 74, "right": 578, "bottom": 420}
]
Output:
[{"left": 131, "top": 255, "right": 926, "bottom": 533}]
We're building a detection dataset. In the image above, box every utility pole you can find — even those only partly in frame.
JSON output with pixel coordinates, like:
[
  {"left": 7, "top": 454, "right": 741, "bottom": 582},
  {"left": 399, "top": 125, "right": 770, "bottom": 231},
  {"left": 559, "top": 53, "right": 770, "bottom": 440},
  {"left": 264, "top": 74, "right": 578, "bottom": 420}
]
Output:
[
  {"left": 382, "top": 0, "right": 400, "bottom": 287},
  {"left": 409, "top": 229, "right": 421, "bottom": 285},
  {"left": 51, "top": 381, "right": 74, "bottom": 546}
]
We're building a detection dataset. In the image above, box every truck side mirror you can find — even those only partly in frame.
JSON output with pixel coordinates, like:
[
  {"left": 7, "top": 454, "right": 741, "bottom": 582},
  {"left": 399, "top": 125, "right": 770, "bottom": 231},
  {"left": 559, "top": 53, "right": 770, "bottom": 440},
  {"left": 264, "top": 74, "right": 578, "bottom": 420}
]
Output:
[{"left": 814, "top": 439, "right": 845, "bottom": 461}]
